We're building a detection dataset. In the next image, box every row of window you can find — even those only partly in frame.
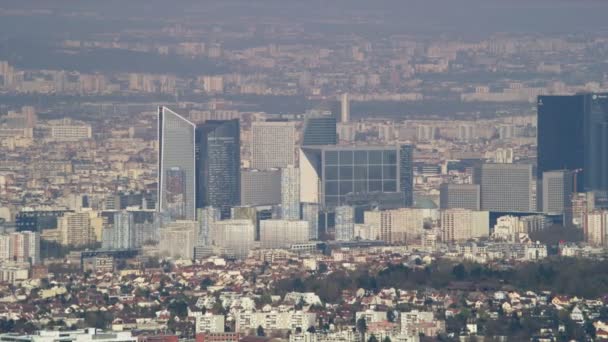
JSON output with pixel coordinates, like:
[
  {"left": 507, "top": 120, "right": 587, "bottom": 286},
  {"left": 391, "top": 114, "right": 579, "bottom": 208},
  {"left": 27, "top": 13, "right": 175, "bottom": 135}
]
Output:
[
  {"left": 324, "top": 150, "right": 397, "bottom": 165},
  {"left": 325, "top": 179, "right": 397, "bottom": 196},
  {"left": 325, "top": 165, "right": 397, "bottom": 180}
]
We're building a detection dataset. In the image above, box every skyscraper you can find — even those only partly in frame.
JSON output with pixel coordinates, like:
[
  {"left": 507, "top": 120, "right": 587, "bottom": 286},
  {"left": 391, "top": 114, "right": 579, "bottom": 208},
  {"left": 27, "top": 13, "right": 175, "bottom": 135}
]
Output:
[
  {"left": 583, "top": 94, "right": 608, "bottom": 192},
  {"left": 281, "top": 166, "right": 300, "bottom": 220},
  {"left": 302, "top": 116, "right": 337, "bottom": 146},
  {"left": 251, "top": 121, "right": 295, "bottom": 170},
  {"left": 537, "top": 95, "right": 585, "bottom": 185},
  {"left": 158, "top": 106, "right": 196, "bottom": 220},
  {"left": 476, "top": 163, "right": 533, "bottom": 212},
  {"left": 195, "top": 119, "right": 241, "bottom": 219},
  {"left": 537, "top": 94, "right": 608, "bottom": 193},
  {"left": 159, "top": 107, "right": 241, "bottom": 220}
]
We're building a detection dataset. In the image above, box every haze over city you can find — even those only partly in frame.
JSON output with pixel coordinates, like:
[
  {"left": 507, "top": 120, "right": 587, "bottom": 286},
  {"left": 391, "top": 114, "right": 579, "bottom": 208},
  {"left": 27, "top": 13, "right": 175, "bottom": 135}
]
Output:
[{"left": 1, "top": 1, "right": 608, "bottom": 341}]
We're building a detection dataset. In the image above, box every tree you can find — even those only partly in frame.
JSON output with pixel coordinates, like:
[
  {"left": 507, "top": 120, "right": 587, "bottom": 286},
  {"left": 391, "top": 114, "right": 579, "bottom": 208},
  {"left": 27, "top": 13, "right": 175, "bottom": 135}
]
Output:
[
  {"left": 307, "top": 326, "right": 316, "bottom": 333},
  {"left": 200, "top": 277, "right": 214, "bottom": 289},
  {"left": 452, "top": 264, "right": 467, "bottom": 280},
  {"left": 382, "top": 337, "right": 392, "bottom": 342},
  {"left": 257, "top": 325, "right": 265, "bottom": 337},
  {"left": 318, "top": 263, "right": 328, "bottom": 273},
  {"left": 368, "top": 335, "right": 379, "bottom": 342}
]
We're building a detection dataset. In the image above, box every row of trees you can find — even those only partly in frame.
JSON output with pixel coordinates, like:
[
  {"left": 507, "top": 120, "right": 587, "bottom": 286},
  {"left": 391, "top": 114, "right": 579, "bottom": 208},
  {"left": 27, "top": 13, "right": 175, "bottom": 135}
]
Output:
[{"left": 274, "top": 257, "right": 608, "bottom": 302}]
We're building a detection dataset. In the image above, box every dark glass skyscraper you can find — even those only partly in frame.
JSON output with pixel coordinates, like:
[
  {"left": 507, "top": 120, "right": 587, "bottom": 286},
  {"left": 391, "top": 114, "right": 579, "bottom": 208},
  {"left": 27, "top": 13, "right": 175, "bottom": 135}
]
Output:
[
  {"left": 537, "top": 94, "right": 608, "bottom": 192},
  {"left": 537, "top": 95, "right": 584, "bottom": 186},
  {"left": 159, "top": 107, "right": 240, "bottom": 220},
  {"left": 302, "top": 116, "right": 337, "bottom": 146},
  {"left": 584, "top": 94, "right": 608, "bottom": 192},
  {"left": 195, "top": 119, "right": 241, "bottom": 218}
]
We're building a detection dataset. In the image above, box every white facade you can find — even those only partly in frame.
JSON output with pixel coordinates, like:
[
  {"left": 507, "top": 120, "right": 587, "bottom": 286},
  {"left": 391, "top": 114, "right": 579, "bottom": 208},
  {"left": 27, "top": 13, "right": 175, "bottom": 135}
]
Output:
[
  {"left": 440, "top": 209, "right": 489, "bottom": 243},
  {"left": 251, "top": 121, "right": 296, "bottom": 170},
  {"left": 364, "top": 208, "right": 424, "bottom": 243},
  {"left": 211, "top": 219, "right": 256, "bottom": 259},
  {"left": 195, "top": 312, "right": 225, "bottom": 333},
  {"left": 260, "top": 219, "right": 309, "bottom": 249},
  {"left": 159, "top": 220, "right": 198, "bottom": 259}
]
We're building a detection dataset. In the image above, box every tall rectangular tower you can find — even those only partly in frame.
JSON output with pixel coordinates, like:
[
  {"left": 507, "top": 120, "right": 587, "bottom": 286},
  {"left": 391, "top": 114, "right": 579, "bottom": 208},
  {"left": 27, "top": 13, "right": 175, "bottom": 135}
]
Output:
[
  {"left": 158, "top": 106, "right": 197, "bottom": 220},
  {"left": 196, "top": 119, "right": 241, "bottom": 219}
]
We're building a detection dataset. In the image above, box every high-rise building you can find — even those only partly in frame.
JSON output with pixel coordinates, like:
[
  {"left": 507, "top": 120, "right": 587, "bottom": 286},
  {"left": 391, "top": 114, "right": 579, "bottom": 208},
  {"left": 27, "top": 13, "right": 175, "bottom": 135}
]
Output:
[
  {"left": 440, "top": 209, "right": 489, "bottom": 243},
  {"left": 540, "top": 170, "right": 574, "bottom": 223},
  {"left": 58, "top": 212, "right": 95, "bottom": 246},
  {"left": 439, "top": 183, "right": 480, "bottom": 210},
  {"left": 159, "top": 220, "right": 198, "bottom": 259},
  {"left": 537, "top": 94, "right": 608, "bottom": 192},
  {"left": 158, "top": 107, "right": 197, "bottom": 220},
  {"left": 301, "top": 203, "right": 320, "bottom": 240},
  {"left": 102, "top": 211, "right": 135, "bottom": 250},
  {"left": 334, "top": 206, "right": 354, "bottom": 241},
  {"left": 400, "top": 145, "right": 415, "bottom": 207},
  {"left": 240, "top": 169, "right": 281, "bottom": 206},
  {"left": 197, "top": 207, "right": 221, "bottom": 246},
  {"left": 210, "top": 219, "right": 256, "bottom": 259},
  {"left": 159, "top": 107, "right": 240, "bottom": 220},
  {"left": 475, "top": 163, "right": 533, "bottom": 212},
  {"left": 260, "top": 220, "right": 309, "bottom": 249},
  {"left": 196, "top": 119, "right": 241, "bottom": 219},
  {"left": 302, "top": 116, "right": 337, "bottom": 146},
  {"left": 584, "top": 210, "right": 608, "bottom": 247},
  {"left": 0, "top": 231, "right": 40, "bottom": 265},
  {"left": 300, "top": 144, "right": 414, "bottom": 209},
  {"left": 251, "top": 121, "right": 295, "bottom": 170},
  {"left": 281, "top": 166, "right": 300, "bottom": 220},
  {"left": 364, "top": 208, "right": 424, "bottom": 243},
  {"left": 340, "top": 93, "right": 350, "bottom": 123}
]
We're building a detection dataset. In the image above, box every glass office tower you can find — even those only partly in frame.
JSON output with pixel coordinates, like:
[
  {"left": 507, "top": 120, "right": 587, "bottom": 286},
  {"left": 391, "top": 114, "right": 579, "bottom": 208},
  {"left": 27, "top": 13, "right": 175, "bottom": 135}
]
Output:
[
  {"left": 302, "top": 116, "right": 337, "bottom": 146},
  {"left": 537, "top": 94, "right": 608, "bottom": 193},
  {"left": 158, "top": 106, "right": 196, "bottom": 220},
  {"left": 195, "top": 119, "right": 241, "bottom": 218},
  {"left": 537, "top": 95, "right": 585, "bottom": 185},
  {"left": 584, "top": 94, "right": 608, "bottom": 192},
  {"left": 301, "top": 144, "right": 414, "bottom": 209}
]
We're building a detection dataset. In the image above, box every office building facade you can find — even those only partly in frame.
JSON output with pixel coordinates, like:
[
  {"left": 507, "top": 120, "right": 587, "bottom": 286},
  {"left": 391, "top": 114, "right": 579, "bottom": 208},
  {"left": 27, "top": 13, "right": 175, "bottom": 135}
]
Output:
[
  {"left": 240, "top": 169, "right": 281, "bottom": 206},
  {"left": 196, "top": 119, "right": 241, "bottom": 219},
  {"left": 439, "top": 183, "right": 481, "bottom": 210},
  {"left": 302, "top": 116, "right": 337, "bottom": 146},
  {"left": 537, "top": 93, "right": 608, "bottom": 193},
  {"left": 159, "top": 106, "right": 240, "bottom": 220},
  {"left": 334, "top": 206, "right": 354, "bottom": 241},
  {"left": 281, "top": 166, "right": 300, "bottom": 220},
  {"left": 158, "top": 106, "right": 197, "bottom": 220},
  {"left": 251, "top": 121, "right": 295, "bottom": 170},
  {"left": 476, "top": 163, "right": 533, "bottom": 212},
  {"left": 300, "top": 144, "right": 414, "bottom": 209}
]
